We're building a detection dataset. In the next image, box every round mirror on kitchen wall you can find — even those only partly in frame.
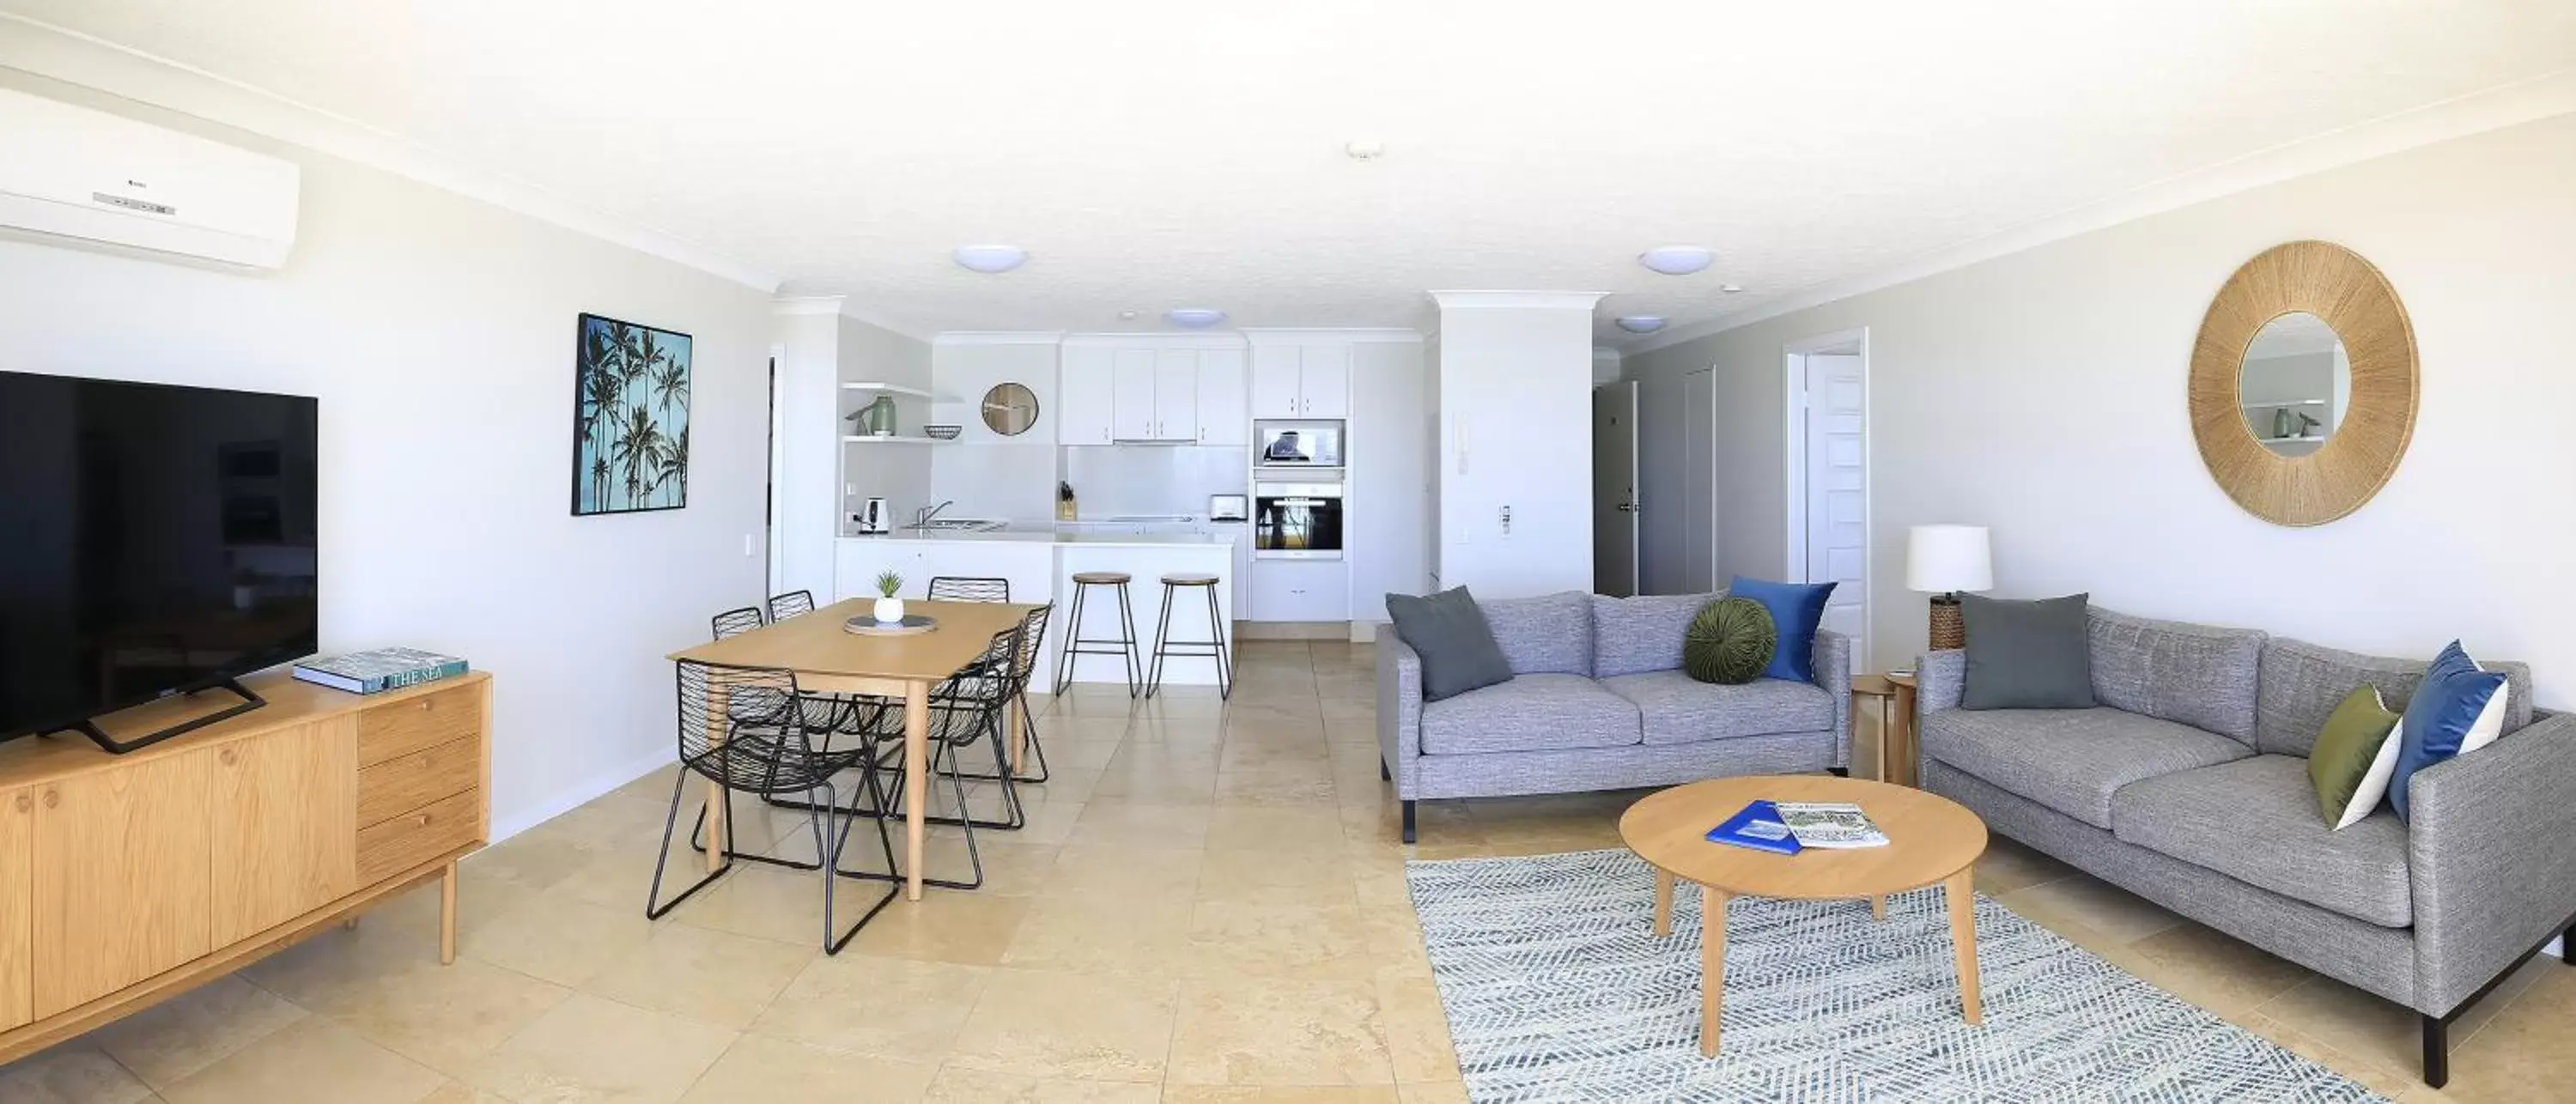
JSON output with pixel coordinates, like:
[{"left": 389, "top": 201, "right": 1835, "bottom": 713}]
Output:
[
  {"left": 2189, "top": 240, "right": 2417, "bottom": 526},
  {"left": 980, "top": 382, "right": 1038, "bottom": 436}
]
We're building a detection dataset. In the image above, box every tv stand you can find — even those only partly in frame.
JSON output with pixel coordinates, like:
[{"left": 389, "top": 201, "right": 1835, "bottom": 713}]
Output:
[{"left": 49, "top": 677, "right": 267, "bottom": 755}]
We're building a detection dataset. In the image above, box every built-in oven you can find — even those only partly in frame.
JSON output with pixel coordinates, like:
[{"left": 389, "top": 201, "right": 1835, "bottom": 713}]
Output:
[{"left": 1252, "top": 482, "right": 1344, "bottom": 560}]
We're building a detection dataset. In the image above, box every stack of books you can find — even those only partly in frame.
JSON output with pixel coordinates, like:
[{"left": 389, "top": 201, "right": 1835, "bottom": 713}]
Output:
[
  {"left": 293, "top": 648, "right": 470, "bottom": 695},
  {"left": 1708, "top": 800, "right": 1889, "bottom": 853}
]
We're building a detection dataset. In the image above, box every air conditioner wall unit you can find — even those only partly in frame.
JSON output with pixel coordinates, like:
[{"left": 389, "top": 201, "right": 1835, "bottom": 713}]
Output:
[{"left": 0, "top": 86, "right": 301, "bottom": 270}]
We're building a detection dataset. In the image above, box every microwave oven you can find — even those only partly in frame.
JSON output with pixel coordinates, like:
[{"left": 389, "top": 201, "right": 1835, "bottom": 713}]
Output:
[{"left": 1254, "top": 420, "right": 1344, "bottom": 468}]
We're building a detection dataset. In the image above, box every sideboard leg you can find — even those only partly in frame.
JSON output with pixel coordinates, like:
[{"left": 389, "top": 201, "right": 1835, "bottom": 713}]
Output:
[{"left": 439, "top": 859, "right": 459, "bottom": 966}]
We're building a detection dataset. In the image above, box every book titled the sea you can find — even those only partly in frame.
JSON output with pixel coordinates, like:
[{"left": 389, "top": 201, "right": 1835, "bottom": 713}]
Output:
[
  {"left": 1707, "top": 799, "right": 1803, "bottom": 854},
  {"left": 293, "top": 648, "right": 470, "bottom": 695}
]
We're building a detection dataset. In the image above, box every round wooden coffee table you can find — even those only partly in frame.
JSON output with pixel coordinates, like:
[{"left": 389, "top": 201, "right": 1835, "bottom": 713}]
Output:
[{"left": 1619, "top": 774, "right": 1990, "bottom": 1056}]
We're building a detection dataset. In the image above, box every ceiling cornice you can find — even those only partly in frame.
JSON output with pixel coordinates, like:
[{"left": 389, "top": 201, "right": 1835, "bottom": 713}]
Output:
[
  {"left": 0, "top": 12, "right": 783, "bottom": 294},
  {"left": 1623, "top": 66, "right": 2576, "bottom": 356},
  {"left": 933, "top": 331, "right": 1066, "bottom": 346},
  {"left": 1429, "top": 291, "right": 1607, "bottom": 311}
]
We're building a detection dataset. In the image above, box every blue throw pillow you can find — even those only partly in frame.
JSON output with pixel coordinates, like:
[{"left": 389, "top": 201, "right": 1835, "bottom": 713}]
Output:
[
  {"left": 2386, "top": 640, "right": 2508, "bottom": 822},
  {"left": 1725, "top": 576, "right": 1837, "bottom": 682}
]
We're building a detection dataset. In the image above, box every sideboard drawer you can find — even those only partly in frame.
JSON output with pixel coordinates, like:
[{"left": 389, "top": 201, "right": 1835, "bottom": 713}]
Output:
[
  {"left": 356, "top": 685, "right": 480, "bottom": 767},
  {"left": 357, "top": 738, "right": 478, "bottom": 828},
  {"left": 355, "top": 788, "right": 480, "bottom": 885}
]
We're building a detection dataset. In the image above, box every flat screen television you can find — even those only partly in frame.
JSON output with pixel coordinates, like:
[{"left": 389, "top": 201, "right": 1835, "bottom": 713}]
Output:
[{"left": 0, "top": 371, "right": 319, "bottom": 747}]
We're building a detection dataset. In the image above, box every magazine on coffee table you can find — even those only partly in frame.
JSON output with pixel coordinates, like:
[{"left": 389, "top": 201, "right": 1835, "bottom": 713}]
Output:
[{"left": 1772, "top": 801, "right": 1889, "bottom": 849}]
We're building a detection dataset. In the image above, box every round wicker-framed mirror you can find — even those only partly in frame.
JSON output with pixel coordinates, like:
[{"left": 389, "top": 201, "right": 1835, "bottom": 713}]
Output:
[{"left": 2189, "top": 240, "right": 2417, "bottom": 526}]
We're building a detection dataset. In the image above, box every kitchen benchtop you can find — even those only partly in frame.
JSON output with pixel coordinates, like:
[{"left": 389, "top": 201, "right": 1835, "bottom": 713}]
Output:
[{"left": 839, "top": 528, "right": 1236, "bottom": 549}]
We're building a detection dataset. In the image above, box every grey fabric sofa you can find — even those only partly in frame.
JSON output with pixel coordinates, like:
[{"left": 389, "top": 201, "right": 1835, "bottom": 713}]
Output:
[
  {"left": 1377, "top": 590, "right": 1852, "bottom": 843},
  {"left": 1915, "top": 606, "right": 2576, "bottom": 1088}
]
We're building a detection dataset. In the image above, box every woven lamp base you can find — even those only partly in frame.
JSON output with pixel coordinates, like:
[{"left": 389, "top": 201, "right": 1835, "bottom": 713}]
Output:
[{"left": 1928, "top": 597, "right": 1965, "bottom": 652}]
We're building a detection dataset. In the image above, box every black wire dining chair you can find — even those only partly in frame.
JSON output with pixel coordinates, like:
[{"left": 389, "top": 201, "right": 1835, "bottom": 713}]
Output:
[
  {"left": 853, "top": 617, "right": 1035, "bottom": 889},
  {"left": 769, "top": 590, "right": 817, "bottom": 621},
  {"left": 711, "top": 605, "right": 766, "bottom": 640},
  {"left": 923, "top": 578, "right": 1052, "bottom": 786},
  {"left": 646, "top": 660, "right": 899, "bottom": 952}
]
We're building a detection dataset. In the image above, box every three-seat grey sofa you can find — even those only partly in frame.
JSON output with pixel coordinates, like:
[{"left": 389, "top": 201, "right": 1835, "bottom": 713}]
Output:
[
  {"left": 1915, "top": 606, "right": 2576, "bottom": 1087},
  {"left": 1377, "top": 590, "right": 1851, "bottom": 843}
]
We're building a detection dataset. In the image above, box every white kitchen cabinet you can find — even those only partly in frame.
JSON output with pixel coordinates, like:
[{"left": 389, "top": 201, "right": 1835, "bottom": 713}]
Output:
[
  {"left": 1298, "top": 344, "right": 1351, "bottom": 418},
  {"left": 1212, "top": 523, "right": 1253, "bottom": 612},
  {"left": 1195, "top": 349, "right": 1248, "bottom": 446},
  {"left": 1058, "top": 345, "right": 1116, "bottom": 445},
  {"left": 1111, "top": 349, "right": 1158, "bottom": 440},
  {"left": 1153, "top": 351, "right": 1198, "bottom": 442},
  {"left": 1250, "top": 343, "right": 1351, "bottom": 418},
  {"left": 1247, "top": 559, "right": 1352, "bottom": 622}
]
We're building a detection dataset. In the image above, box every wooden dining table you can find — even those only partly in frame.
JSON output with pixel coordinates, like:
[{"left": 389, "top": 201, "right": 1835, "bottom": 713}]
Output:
[{"left": 665, "top": 597, "right": 1041, "bottom": 901}]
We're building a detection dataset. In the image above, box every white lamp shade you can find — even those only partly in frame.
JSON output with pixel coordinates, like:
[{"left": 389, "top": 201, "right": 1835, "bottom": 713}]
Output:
[{"left": 1905, "top": 525, "right": 1993, "bottom": 593}]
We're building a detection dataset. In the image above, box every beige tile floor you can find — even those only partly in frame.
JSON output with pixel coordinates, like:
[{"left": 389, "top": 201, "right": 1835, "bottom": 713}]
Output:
[{"left": 6, "top": 640, "right": 2571, "bottom": 1102}]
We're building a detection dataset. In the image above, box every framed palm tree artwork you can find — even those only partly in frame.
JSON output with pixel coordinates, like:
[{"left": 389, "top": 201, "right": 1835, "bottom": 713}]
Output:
[{"left": 571, "top": 312, "right": 692, "bottom": 515}]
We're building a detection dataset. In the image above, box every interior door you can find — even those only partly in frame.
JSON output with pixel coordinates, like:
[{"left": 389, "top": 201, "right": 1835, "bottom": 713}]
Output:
[
  {"left": 1591, "top": 381, "right": 1638, "bottom": 597},
  {"left": 211, "top": 720, "right": 358, "bottom": 946},
  {"left": 1153, "top": 350, "right": 1198, "bottom": 441},
  {"left": 1684, "top": 369, "right": 1718, "bottom": 592},
  {"left": 1804, "top": 354, "right": 1868, "bottom": 653},
  {"left": 33, "top": 749, "right": 215, "bottom": 1018},
  {"left": 1110, "top": 349, "right": 1157, "bottom": 440}
]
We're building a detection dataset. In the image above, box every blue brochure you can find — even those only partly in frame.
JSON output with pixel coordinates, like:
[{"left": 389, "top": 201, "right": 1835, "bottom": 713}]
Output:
[{"left": 1707, "top": 799, "right": 1803, "bottom": 855}]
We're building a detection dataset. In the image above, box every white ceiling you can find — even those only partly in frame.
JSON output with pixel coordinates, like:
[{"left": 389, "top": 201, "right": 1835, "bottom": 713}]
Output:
[{"left": 9, "top": 1, "right": 2573, "bottom": 346}]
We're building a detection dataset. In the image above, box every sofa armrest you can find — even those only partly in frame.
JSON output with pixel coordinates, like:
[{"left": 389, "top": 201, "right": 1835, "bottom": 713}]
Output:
[
  {"left": 1812, "top": 628, "right": 1852, "bottom": 769},
  {"left": 1916, "top": 649, "right": 1966, "bottom": 715},
  {"left": 1376, "top": 624, "right": 1424, "bottom": 798},
  {"left": 2410, "top": 709, "right": 2576, "bottom": 1015}
]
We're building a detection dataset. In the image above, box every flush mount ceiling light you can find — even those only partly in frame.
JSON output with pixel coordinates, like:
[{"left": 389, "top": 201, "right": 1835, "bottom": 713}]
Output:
[
  {"left": 1166, "top": 308, "right": 1226, "bottom": 328},
  {"left": 1614, "top": 315, "right": 1668, "bottom": 333},
  {"left": 1720, "top": 283, "right": 1745, "bottom": 294},
  {"left": 1118, "top": 309, "right": 1140, "bottom": 320},
  {"left": 1637, "top": 246, "right": 1716, "bottom": 276},
  {"left": 951, "top": 245, "right": 1027, "bottom": 274}
]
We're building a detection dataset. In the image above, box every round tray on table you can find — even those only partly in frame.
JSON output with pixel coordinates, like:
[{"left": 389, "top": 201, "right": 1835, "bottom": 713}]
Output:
[{"left": 843, "top": 614, "right": 938, "bottom": 636}]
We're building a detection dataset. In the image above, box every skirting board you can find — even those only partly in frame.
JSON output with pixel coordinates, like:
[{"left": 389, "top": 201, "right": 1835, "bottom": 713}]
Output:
[
  {"left": 1236, "top": 621, "right": 1351, "bottom": 641},
  {"left": 488, "top": 746, "right": 675, "bottom": 843}
]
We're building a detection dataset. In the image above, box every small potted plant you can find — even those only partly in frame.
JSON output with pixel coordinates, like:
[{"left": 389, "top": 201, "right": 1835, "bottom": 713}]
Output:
[{"left": 873, "top": 570, "right": 905, "bottom": 624}]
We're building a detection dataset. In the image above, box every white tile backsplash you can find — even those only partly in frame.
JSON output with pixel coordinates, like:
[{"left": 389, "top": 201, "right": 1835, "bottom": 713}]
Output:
[{"left": 1063, "top": 446, "right": 1249, "bottom": 517}]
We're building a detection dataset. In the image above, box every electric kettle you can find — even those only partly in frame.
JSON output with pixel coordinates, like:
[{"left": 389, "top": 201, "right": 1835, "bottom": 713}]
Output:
[{"left": 855, "top": 497, "right": 891, "bottom": 535}]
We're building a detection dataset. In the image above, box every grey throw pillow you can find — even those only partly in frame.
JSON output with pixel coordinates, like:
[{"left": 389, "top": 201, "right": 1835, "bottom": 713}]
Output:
[
  {"left": 1386, "top": 587, "right": 1516, "bottom": 702},
  {"left": 1960, "top": 592, "right": 2099, "bottom": 710}
]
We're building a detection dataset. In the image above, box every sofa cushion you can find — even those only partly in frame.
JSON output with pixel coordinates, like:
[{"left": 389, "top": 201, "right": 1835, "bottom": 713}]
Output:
[
  {"left": 1591, "top": 592, "right": 1718, "bottom": 678},
  {"left": 1601, "top": 670, "right": 1835, "bottom": 746},
  {"left": 1727, "top": 576, "right": 1836, "bottom": 682},
  {"left": 2256, "top": 637, "right": 2535, "bottom": 757},
  {"left": 2113, "top": 755, "right": 2413, "bottom": 928},
  {"left": 1960, "top": 593, "right": 2098, "bottom": 710},
  {"left": 2087, "top": 606, "right": 2265, "bottom": 745},
  {"left": 1478, "top": 592, "right": 1594, "bottom": 676},
  {"left": 1419, "top": 673, "right": 1640, "bottom": 755},
  {"left": 1918, "top": 707, "right": 2251, "bottom": 829},
  {"left": 1385, "top": 587, "right": 1515, "bottom": 703}
]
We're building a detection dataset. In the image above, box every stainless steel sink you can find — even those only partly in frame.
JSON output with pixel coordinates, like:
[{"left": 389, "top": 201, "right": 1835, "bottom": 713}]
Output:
[{"left": 902, "top": 518, "right": 1005, "bottom": 533}]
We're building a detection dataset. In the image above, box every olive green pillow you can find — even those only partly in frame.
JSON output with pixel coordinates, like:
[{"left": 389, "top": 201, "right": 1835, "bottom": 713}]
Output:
[
  {"left": 2309, "top": 685, "right": 2403, "bottom": 828},
  {"left": 1685, "top": 597, "right": 1777, "bottom": 685}
]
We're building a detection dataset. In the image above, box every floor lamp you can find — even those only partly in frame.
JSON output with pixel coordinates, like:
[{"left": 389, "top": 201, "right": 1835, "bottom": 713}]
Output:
[{"left": 1906, "top": 525, "right": 1991, "bottom": 651}]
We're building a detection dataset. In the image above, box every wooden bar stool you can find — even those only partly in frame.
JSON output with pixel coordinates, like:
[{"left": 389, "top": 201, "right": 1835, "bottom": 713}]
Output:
[
  {"left": 1053, "top": 571, "right": 1142, "bottom": 696},
  {"left": 1146, "top": 573, "right": 1233, "bottom": 699}
]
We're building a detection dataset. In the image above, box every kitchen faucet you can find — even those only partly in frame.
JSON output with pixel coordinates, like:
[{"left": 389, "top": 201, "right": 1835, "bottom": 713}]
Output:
[{"left": 914, "top": 500, "right": 957, "bottom": 528}]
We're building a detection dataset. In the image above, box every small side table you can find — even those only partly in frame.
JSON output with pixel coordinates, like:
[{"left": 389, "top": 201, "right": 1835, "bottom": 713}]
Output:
[{"left": 1850, "top": 672, "right": 1920, "bottom": 786}]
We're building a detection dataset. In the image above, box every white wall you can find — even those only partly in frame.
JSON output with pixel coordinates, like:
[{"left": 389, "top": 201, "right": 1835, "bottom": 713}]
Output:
[
  {"left": 0, "top": 72, "right": 774, "bottom": 836},
  {"left": 1350, "top": 338, "right": 1431, "bottom": 629},
  {"left": 928, "top": 340, "right": 1060, "bottom": 522},
  {"left": 1625, "top": 112, "right": 2576, "bottom": 702},
  {"left": 1432, "top": 293, "right": 1603, "bottom": 598}
]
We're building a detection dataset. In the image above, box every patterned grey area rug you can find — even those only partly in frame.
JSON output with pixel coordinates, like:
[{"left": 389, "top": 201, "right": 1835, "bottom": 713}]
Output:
[{"left": 1406, "top": 849, "right": 2385, "bottom": 1103}]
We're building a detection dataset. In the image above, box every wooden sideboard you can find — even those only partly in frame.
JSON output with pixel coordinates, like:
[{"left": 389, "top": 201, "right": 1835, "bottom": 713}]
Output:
[{"left": 0, "top": 670, "right": 490, "bottom": 1064}]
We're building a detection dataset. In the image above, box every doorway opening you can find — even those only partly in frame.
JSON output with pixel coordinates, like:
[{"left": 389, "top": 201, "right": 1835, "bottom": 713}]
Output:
[
  {"left": 1784, "top": 329, "right": 1870, "bottom": 665},
  {"left": 1592, "top": 380, "right": 1638, "bottom": 597}
]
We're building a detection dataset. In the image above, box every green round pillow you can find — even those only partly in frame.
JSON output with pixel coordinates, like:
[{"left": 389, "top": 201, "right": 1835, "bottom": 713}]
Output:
[{"left": 1685, "top": 597, "right": 1777, "bottom": 685}]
